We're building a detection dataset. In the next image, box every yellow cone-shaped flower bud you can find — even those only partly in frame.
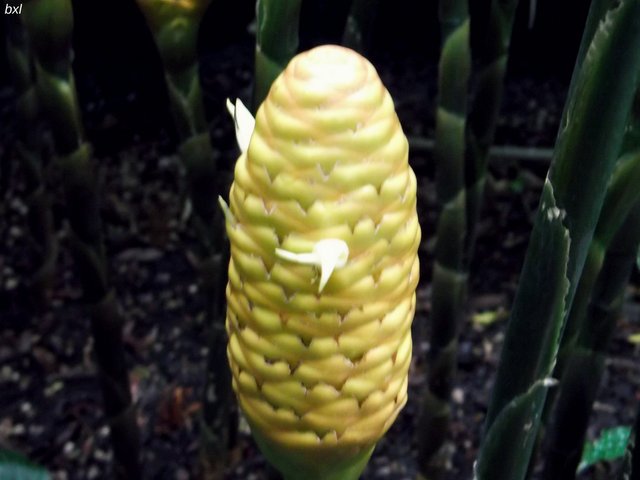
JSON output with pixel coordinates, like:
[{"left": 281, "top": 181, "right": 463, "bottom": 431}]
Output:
[{"left": 224, "top": 45, "right": 420, "bottom": 480}]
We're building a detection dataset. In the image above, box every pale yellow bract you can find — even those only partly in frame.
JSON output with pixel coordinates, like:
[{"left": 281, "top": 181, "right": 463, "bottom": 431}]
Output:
[{"left": 224, "top": 45, "right": 420, "bottom": 474}]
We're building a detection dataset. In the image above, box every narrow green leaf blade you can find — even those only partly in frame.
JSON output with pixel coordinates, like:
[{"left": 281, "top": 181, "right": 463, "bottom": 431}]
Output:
[
  {"left": 475, "top": 380, "right": 555, "bottom": 480},
  {"left": 594, "top": 152, "right": 640, "bottom": 248},
  {"left": 476, "top": 182, "right": 570, "bottom": 480},
  {"left": 483, "top": 181, "right": 571, "bottom": 425},
  {"left": 477, "top": 2, "right": 640, "bottom": 479}
]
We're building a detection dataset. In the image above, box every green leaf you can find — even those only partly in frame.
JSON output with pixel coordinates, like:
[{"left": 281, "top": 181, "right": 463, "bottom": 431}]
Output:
[
  {"left": 0, "top": 449, "right": 50, "bottom": 480},
  {"left": 253, "top": 0, "right": 302, "bottom": 110},
  {"left": 579, "top": 426, "right": 631, "bottom": 472},
  {"left": 594, "top": 152, "right": 640, "bottom": 249},
  {"left": 477, "top": 2, "right": 640, "bottom": 479},
  {"left": 476, "top": 183, "right": 570, "bottom": 480},
  {"left": 475, "top": 379, "right": 556, "bottom": 479}
]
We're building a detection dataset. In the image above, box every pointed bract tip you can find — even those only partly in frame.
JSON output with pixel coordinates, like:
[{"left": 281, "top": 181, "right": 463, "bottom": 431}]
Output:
[{"left": 218, "top": 196, "right": 236, "bottom": 226}]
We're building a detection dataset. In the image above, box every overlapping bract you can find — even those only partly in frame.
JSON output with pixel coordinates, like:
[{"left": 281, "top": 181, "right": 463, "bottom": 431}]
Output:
[
  {"left": 136, "top": 0, "right": 211, "bottom": 72},
  {"left": 224, "top": 45, "right": 420, "bottom": 475}
]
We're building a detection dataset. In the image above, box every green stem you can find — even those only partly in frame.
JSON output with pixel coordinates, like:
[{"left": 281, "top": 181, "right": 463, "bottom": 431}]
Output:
[
  {"left": 253, "top": 0, "right": 302, "bottom": 112},
  {"left": 22, "top": 1, "right": 141, "bottom": 477},
  {"left": 136, "top": 2, "right": 234, "bottom": 476},
  {"left": 6, "top": 16, "right": 58, "bottom": 304},
  {"left": 416, "top": 0, "right": 470, "bottom": 476},
  {"left": 464, "top": 0, "right": 521, "bottom": 262},
  {"left": 252, "top": 428, "right": 374, "bottom": 480}
]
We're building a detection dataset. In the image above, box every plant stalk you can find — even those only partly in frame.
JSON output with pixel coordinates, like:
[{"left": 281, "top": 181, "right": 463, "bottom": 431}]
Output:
[
  {"left": 21, "top": 0, "right": 141, "bottom": 477},
  {"left": 465, "top": 0, "right": 521, "bottom": 262},
  {"left": 253, "top": 0, "right": 302, "bottom": 112},
  {"left": 136, "top": 1, "right": 234, "bottom": 476},
  {"left": 5, "top": 15, "right": 58, "bottom": 305},
  {"left": 416, "top": 0, "right": 470, "bottom": 476}
]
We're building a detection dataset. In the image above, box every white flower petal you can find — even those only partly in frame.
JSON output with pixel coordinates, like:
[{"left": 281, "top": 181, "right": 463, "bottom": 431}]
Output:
[
  {"left": 226, "top": 98, "right": 255, "bottom": 154},
  {"left": 275, "top": 239, "right": 349, "bottom": 293},
  {"left": 274, "top": 249, "right": 318, "bottom": 265}
]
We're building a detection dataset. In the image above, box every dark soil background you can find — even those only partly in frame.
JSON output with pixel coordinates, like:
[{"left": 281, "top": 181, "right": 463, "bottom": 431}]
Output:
[{"left": 1, "top": 0, "right": 639, "bottom": 479}]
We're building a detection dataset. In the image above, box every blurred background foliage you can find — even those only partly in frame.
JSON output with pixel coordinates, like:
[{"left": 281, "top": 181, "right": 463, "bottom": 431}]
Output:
[
  {"left": 3, "top": 0, "right": 637, "bottom": 479},
  {"left": 0, "top": 0, "right": 590, "bottom": 146}
]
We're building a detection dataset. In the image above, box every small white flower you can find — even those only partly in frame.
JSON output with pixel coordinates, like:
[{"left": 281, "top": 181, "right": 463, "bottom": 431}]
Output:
[
  {"left": 275, "top": 239, "right": 349, "bottom": 293},
  {"left": 226, "top": 98, "right": 255, "bottom": 153}
]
